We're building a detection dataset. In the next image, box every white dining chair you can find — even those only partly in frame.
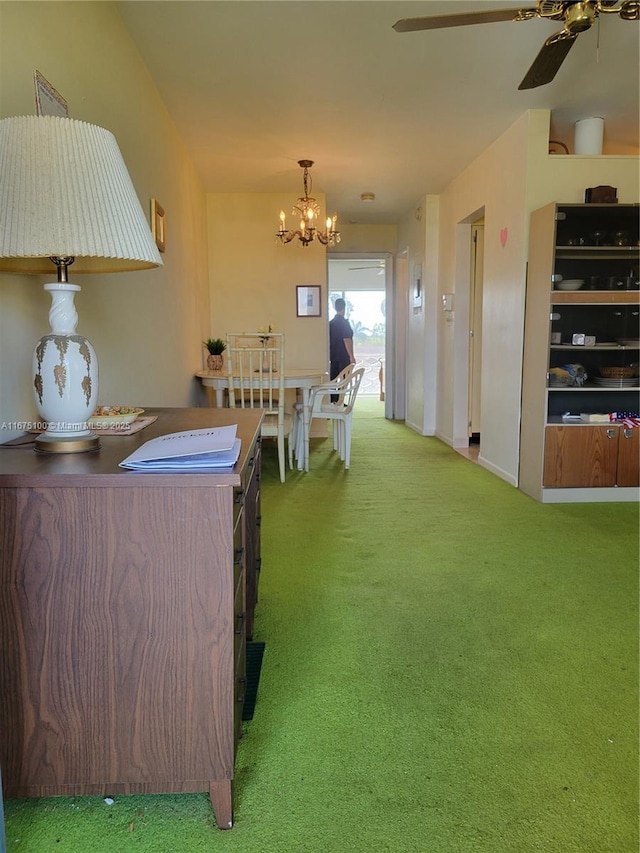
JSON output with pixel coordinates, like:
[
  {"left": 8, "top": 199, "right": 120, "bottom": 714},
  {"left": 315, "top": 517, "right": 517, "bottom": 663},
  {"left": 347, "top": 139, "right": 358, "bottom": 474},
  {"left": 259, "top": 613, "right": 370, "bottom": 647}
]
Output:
[
  {"left": 226, "top": 333, "right": 291, "bottom": 483},
  {"left": 290, "top": 363, "right": 353, "bottom": 469},
  {"left": 292, "top": 366, "right": 364, "bottom": 472}
]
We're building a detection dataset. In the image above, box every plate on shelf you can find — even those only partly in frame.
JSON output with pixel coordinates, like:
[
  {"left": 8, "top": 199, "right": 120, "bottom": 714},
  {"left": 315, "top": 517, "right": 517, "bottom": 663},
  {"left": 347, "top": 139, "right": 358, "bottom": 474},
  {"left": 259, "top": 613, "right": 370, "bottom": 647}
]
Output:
[
  {"left": 592, "top": 378, "right": 637, "bottom": 388},
  {"left": 88, "top": 406, "right": 145, "bottom": 427}
]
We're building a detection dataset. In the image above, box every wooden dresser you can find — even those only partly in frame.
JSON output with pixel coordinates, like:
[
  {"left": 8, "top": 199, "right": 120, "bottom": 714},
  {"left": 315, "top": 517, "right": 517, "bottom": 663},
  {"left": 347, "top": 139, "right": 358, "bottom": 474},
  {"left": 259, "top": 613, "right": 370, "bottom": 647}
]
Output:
[{"left": 0, "top": 408, "right": 262, "bottom": 829}]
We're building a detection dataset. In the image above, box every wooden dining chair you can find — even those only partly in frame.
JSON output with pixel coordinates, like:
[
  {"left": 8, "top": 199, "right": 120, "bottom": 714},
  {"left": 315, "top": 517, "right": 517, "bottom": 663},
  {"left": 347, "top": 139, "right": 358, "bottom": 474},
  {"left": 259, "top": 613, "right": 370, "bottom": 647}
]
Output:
[
  {"left": 225, "top": 333, "right": 291, "bottom": 483},
  {"left": 292, "top": 366, "right": 365, "bottom": 472}
]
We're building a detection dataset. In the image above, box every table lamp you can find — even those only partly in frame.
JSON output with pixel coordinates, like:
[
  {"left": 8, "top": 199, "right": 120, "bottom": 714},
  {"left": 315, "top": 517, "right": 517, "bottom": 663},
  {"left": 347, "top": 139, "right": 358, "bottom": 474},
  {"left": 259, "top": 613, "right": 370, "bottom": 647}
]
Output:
[{"left": 0, "top": 115, "right": 162, "bottom": 452}]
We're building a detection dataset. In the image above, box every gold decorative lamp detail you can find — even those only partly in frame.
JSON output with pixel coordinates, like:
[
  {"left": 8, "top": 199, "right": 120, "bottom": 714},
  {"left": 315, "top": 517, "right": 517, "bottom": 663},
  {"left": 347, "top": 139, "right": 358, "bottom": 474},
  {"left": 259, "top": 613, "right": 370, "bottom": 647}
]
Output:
[{"left": 0, "top": 115, "right": 162, "bottom": 452}]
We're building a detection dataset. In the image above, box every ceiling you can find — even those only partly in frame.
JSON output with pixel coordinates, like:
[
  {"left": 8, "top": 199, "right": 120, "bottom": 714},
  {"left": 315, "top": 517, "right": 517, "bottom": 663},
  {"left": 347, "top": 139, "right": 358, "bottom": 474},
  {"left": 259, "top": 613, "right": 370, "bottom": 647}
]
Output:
[{"left": 117, "top": 1, "right": 640, "bottom": 226}]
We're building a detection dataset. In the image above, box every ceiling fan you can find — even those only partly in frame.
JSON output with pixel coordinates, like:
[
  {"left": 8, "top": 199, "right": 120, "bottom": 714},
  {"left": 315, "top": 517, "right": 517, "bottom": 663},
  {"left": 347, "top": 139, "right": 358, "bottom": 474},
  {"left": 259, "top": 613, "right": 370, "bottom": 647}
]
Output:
[
  {"left": 349, "top": 261, "right": 385, "bottom": 275},
  {"left": 393, "top": 1, "right": 639, "bottom": 89}
]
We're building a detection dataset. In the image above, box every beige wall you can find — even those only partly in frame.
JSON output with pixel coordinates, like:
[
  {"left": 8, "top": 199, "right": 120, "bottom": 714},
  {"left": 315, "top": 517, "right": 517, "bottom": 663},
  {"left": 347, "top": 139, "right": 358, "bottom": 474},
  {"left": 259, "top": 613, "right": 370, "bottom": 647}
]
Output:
[
  {"left": 335, "top": 224, "right": 397, "bottom": 255},
  {"left": 437, "top": 113, "right": 531, "bottom": 484},
  {"left": 526, "top": 111, "right": 640, "bottom": 208},
  {"left": 404, "top": 108, "right": 638, "bottom": 487},
  {"left": 206, "top": 193, "right": 329, "bottom": 371},
  {"left": 0, "top": 1, "right": 210, "bottom": 431},
  {"left": 204, "top": 204, "right": 399, "bottom": 377}
]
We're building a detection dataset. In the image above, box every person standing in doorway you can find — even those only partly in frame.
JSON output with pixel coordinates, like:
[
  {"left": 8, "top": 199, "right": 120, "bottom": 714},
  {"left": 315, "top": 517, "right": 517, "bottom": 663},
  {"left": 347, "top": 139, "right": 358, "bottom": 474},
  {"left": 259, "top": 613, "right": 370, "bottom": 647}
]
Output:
[{"left": 329, "top": 298, "right": 356, "bottom": 399}]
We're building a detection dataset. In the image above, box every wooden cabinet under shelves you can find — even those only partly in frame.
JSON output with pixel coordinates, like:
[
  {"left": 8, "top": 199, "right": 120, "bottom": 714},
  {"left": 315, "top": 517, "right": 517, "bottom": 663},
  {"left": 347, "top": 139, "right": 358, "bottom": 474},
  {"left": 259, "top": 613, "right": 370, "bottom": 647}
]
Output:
[
  {"left": 0, "top": 408, "right": 263, "bottom": 830},
  {"left": 520, "top": 201, "right": 640, "bottom": 503},
  {"left": 543, "top": 424, "right": 639, "bottom": 488}
]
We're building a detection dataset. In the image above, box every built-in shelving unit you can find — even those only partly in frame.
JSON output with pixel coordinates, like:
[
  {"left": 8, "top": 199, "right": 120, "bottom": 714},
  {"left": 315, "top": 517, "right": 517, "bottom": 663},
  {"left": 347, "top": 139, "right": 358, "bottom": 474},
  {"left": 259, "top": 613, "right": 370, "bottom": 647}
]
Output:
[{"left": 520, "top": 202, "right": 639, "bottom": 503}]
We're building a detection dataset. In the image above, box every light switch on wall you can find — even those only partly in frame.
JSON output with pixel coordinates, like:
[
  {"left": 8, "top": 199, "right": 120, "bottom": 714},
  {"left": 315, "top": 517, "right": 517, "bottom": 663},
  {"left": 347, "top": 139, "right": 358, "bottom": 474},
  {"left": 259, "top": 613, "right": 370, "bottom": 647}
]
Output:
[{"left": 442, "top": 293, "right": 454, "bottom": 312}]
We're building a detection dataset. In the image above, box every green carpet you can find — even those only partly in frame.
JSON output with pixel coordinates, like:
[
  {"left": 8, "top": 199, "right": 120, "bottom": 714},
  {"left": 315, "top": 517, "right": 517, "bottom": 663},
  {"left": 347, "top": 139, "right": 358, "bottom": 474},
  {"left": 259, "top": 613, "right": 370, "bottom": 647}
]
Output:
[{"left": 4, "top": 398, "right": 639, "bottom": 852}]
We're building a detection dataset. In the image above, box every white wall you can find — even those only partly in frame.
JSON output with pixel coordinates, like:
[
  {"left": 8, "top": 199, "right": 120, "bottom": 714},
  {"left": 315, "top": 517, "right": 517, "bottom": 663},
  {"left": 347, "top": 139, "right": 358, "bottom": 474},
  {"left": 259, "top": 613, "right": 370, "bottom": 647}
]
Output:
[
  {"left": 398, "top": 196, "right": 439, "bottom": 434},
  {"left": 0, "top": 2, "right": 210, "bottom": 432}
]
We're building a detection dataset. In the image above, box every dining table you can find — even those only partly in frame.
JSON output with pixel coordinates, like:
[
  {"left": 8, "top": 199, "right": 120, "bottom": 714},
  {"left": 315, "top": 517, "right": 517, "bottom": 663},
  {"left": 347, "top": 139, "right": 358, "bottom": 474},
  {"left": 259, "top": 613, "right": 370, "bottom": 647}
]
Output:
[{"left": 196, "top": 367, "right": 328, "bottom": 410}]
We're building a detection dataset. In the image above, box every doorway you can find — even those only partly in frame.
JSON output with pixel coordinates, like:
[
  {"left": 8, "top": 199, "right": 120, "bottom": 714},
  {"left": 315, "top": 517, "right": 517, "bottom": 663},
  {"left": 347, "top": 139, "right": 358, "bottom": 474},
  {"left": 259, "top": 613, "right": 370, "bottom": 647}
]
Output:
[
  {"left": 327, "top": 256, "right": 391, "bottom": 401},
  {"left": 469, "top": 220, "right": 484, "bottom": 449}
]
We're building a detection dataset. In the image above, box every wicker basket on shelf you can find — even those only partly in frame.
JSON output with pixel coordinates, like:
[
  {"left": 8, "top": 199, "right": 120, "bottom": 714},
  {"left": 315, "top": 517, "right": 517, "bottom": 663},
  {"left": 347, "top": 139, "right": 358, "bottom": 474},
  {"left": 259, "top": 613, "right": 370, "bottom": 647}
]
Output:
[{"left": 598, "top": 366, "right": 638, "bottom": 379}]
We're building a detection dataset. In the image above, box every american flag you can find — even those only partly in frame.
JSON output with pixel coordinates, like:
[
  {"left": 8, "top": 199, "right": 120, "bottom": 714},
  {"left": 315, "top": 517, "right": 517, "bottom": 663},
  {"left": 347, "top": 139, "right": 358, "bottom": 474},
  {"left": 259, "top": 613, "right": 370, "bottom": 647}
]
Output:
[{"left": 610, "top": 412, "right": 640, "bottom": 428}]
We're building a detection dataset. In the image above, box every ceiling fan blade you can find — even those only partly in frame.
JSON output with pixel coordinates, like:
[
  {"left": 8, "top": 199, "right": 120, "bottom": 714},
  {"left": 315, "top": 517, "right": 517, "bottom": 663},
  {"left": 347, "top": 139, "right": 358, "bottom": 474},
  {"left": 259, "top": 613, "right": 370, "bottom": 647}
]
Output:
[
  {"left": 518, "top": 31, "right": 578, "bottom": 89},
  {"left": 393, "top": 8, "right": 536, "bottom": 33}
]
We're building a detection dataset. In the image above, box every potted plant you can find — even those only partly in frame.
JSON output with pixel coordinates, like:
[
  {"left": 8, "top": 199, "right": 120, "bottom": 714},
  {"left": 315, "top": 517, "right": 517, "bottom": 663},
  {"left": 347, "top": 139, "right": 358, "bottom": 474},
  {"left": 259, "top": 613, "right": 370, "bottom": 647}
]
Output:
[{"left": 203, "top": 337, "right": 226, "bottom": 371}]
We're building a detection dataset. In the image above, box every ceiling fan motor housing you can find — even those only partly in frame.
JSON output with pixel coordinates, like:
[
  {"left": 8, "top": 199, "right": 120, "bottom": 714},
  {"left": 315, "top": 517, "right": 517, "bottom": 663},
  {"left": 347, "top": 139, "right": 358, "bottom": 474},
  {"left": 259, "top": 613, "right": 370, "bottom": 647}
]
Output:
[{"left": 564, "top": 2, "right": 597, "bottom": 32}]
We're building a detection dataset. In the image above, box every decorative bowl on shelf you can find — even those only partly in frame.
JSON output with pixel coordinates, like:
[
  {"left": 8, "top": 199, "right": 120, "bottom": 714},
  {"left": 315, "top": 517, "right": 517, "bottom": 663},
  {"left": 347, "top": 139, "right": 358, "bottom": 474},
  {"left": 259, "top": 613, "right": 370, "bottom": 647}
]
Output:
[
  {"left": 555, "top": 279, "right": 584, "bottom": 291},
  {"left": 88, "top": 406, "right": 145, "bottom": 428}
]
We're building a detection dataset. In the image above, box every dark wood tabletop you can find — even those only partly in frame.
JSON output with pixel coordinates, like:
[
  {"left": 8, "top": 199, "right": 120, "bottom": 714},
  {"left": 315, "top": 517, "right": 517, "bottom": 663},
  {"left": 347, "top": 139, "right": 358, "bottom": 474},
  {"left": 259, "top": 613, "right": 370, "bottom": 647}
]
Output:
[{"left": 0, "top": 407, "right": 263, "bottom": 487}]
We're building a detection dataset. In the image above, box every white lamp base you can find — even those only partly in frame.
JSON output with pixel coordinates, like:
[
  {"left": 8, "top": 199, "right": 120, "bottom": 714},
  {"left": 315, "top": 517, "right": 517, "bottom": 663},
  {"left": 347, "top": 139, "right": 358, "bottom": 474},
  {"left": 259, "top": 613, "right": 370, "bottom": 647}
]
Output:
[{"left": 33, "top": 282, "right": 99, "bottom": 453}]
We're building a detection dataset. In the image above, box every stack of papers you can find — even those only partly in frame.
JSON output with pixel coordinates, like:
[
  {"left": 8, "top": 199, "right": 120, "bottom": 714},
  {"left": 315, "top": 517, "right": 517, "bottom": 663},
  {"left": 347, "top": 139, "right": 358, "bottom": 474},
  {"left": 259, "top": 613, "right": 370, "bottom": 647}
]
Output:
[
  {"left": 119, "top": 424, "right": 241, "bottom": 471},
  {"left": 579, "top": 413, "right": 611, "bottom": 423}
]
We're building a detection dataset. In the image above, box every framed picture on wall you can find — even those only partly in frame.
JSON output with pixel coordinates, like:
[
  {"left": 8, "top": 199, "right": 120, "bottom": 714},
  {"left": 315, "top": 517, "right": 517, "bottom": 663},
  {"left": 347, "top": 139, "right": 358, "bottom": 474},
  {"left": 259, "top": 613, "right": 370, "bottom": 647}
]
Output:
[
  {"left": 150, "top": 199, "right": 166, "bottom": 253},
  {"left": 34, "top": 70, "right": 68, "bottom": 117},
  {"left": 296, "top": 285, "right": 321, "bottom": 317}
]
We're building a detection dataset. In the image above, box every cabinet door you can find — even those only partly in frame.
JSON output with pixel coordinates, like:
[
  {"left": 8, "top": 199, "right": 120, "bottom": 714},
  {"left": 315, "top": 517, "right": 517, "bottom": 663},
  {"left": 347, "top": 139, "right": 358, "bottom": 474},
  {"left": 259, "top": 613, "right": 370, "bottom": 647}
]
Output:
[
  {"left": 543, "top": 426, "right": 618, "bottom": 488},
  {"left": 616, "top": 428, "right": 639, "bottom": 487}
]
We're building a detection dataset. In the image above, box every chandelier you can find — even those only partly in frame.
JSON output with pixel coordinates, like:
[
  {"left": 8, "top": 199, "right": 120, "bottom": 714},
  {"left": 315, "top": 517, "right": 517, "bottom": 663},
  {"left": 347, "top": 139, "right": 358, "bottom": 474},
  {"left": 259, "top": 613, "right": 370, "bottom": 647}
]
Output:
[{"left": 276, "top": 160, "right": 340, "bottom": 248}]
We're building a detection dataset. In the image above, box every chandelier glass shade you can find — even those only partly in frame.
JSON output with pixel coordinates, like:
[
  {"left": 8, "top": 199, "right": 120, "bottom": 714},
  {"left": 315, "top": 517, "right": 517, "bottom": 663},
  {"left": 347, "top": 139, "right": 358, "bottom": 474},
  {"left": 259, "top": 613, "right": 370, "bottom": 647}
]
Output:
[{"left": 276, "top": 160, "right": 340, "bottom": 248}]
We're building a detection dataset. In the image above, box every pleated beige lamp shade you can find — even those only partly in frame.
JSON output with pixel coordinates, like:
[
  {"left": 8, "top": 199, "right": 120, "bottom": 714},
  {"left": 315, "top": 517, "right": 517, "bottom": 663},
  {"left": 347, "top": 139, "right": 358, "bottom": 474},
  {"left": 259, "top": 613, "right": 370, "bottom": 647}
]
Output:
[
  {"left": 0, "top": 115, "right": 163, "bottom": 452},
  {"left": 0, "top": 115, "right": 162, "bottom": 272}
]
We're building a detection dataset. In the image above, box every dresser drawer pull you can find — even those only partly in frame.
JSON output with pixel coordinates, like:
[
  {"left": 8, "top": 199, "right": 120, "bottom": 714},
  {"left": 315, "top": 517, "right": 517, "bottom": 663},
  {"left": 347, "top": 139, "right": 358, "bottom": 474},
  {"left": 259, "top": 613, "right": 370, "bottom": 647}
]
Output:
[
  {"left": 606, "top": 429, "right": 617, "bottom": 439},
  {"left": 234, "top": 612, "right": 245, "bottom": 634},
  {"left": 623, "top": 428, "right": 634, "bottom": 439},
  {"left": 234, "top": 490, "right": 245, "bottom": 506}
]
